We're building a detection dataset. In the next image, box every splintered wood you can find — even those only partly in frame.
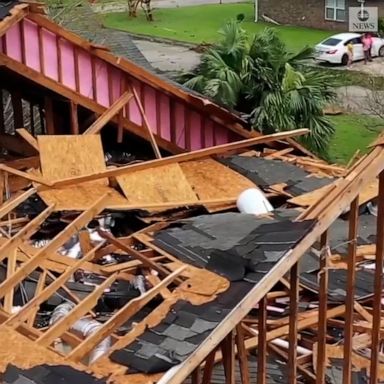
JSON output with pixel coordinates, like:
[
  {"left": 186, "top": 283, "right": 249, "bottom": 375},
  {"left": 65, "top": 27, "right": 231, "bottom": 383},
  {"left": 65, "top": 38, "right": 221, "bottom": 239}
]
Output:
[
  {"left": 37, "top": 135, "right": 130, "bottom": 210},
  {"left": 180, "top": 158, "right": 257, "bottom": 212}
]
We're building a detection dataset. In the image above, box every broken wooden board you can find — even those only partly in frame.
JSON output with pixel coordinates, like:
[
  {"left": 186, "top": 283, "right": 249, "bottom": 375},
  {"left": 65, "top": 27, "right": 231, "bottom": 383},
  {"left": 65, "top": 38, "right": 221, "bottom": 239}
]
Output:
[
  {"left": 180, "top": 158, "right": 257, "bottom": 212},
  {"left": 37, "top": 135, "right": 108, "bottom": 186},
  {"left": 116, "top": 163, "right": 198, "bottom": 206},
  {"left": 36, "top": 135, "right": 131, "bottom": 210},
  {"left": 38, "top": 185, "right": 130, "bottom": 211}
]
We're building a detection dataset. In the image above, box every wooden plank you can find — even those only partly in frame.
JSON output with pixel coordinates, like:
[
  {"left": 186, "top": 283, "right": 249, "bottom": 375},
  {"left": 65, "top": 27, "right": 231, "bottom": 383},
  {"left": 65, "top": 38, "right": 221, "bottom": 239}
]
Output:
[
  {"left": 0, "top": 193, "right": 109, "bottom": 299},
  {"left": 83, "top": 91, "right": 133, "bottom": 135},
  {"left": 3, "top": 245, "right": 104, "bottom": 328},
  {"left": 48, "top": 129, "right": 309, "bottom": 188},
  {"left": 44, "top": 96, "right": 54, "bottom": 135},
  {"left": 236, "top": 325, "right": 250, "bottom": 384},
  {"left": 0, "top": 164, "right": 52, "bottom": 186},
  {"left": 0, "top": 204, "right": 55, "bottom": 263},
  {"left": 15, "top": 128, "right": 38, "bottom": 152},
  {"left": 37, "top": 272, "right": 117, "bottom": 347},
  {"left": 98, "top": 231, "right": 171, "bottom": 277},
  {"left": 201, "top": 349, "right": 217, "bottom": 384},
  {"left": 3, "top": 249, "right": 17, "bottom": 313},
  {"left": 27, "top": 270, "right": 47, "bottom": 327},
  {"left": 130, "top": 86, "right": 161, "bottom": 159},
  {"left": 288, "top": 263, "right": 298, "bottom": 384},
  {"left": 222, "top": 332, "right": 235, "bottom": 384},
  {"left": 180, "top": 158, "right": 257, "bottom": 212},
  {"left": 0, "top": 5, "right": 28, "bottom": 38},
  {"left": 0, "top": 188, "right": 36, "bottom": 220},
  {"left": 370, "top": 171, "right": 384, "bottom": 384},
  {"left": 257, "top": 296, "right": 267, "bottom": 384},
  {"left": 37, "top": 184, "right": 129, "bottom": 212},
  {"left": 116, "top": 163, "right": 198, "bottom": 206},
  {"left": 11, "top": 90, "right": 23, "bottom": 129},
  {"left": 343, "top": 196, "right": 359, "bottom": 384},
  {"left": 0, "top": 52, "right": 211, "bottom": 156},
  {"left": 37, "top": 135, "right": 107, "bottom": 186},
  {"left": 70, "top": 101, "right": 79, "bottom": 134},
  {"left": 67, "top": 266, "right": 186, "bottom": 362},
  {"left": 316, "top": 231, "right": 328, "bottom": 384}
]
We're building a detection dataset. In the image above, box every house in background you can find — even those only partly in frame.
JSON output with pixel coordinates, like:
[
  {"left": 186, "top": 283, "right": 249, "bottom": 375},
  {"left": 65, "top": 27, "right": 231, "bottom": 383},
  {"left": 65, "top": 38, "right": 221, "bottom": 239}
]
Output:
[{"left": 256, "top": 0, "right": 384, "bottom": 31}]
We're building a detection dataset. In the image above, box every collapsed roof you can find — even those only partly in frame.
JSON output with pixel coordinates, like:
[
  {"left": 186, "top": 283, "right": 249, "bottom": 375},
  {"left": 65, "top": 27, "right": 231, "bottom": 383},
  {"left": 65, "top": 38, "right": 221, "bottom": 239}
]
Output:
[{"left": 0, "top": 2, "right": 384, "bottom": 384}]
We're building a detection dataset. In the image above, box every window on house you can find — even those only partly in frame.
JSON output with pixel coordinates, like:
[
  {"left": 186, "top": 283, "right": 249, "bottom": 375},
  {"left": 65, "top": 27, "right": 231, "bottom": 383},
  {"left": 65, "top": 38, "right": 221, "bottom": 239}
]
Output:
[{"left": 325, "top": 0, "right": 346, "bottom": 22}]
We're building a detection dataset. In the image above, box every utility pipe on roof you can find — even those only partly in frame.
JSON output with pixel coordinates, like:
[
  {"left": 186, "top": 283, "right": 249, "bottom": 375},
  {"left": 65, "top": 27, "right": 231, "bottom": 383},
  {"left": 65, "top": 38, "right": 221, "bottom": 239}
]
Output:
[{"left": 50, "top": 302, "right": 111, "bottom": 364}]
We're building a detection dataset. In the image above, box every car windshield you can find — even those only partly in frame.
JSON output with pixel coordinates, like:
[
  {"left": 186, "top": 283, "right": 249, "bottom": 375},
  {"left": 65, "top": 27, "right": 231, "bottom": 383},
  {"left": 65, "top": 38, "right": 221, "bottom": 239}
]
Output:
[{"left": 320, "top": 38, "right": 342, "bottom": 46}]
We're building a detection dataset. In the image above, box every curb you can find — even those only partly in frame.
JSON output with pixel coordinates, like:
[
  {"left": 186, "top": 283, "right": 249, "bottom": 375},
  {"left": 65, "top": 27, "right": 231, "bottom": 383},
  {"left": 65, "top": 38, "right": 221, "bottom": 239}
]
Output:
[{"left": 101, "top": 25, "right": 209, "bottom": 50}]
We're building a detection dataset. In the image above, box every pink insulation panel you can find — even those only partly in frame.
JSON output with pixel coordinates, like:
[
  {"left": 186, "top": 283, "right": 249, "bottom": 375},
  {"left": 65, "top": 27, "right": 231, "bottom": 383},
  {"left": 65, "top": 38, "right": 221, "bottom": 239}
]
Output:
[{"left": 3, "top": 18, "right": 241, "bottom": 151}]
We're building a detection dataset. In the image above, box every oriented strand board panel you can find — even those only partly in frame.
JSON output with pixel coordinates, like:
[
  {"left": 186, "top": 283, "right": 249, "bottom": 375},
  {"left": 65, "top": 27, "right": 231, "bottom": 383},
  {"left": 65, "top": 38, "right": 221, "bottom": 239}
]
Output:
[
  {"left": 116, "top": 163, "right": 198, "bottom": 204},
  {"left": 38, "top": 185, "right": 130, "bottom": 211},
  {"left": 37, "top": 135, "right": 107, "bottom": 185},
  {"left": 180, "top": 158, "right": 257, "bottom": 212}
]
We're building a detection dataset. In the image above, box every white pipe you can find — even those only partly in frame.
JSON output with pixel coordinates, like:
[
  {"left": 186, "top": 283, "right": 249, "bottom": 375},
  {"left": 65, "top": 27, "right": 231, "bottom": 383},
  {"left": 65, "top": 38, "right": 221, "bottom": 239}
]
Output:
[
  {"left": 50, "top": 302, "right": 111, "bottom": 364},
  {"left": 254, "top": 0, "right": 258, "bottom": 22}
]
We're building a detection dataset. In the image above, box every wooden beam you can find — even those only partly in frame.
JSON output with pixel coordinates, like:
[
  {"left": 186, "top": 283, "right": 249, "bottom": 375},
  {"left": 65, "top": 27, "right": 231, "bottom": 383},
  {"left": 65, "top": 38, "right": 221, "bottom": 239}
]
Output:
[
  {"left": 257, "top": 296, "right": 267, "bottom": 384},
  {"left": 44, "top": 96, "right": 55, "bottom": 134},
  {"left": 0, "top": 188, "right": 36, "bottom": 220},
  {"left": 37, "top": 273, "right": 117, "bottom": 347},
  {"left": 83, "top": 91, "right": 133, "bottom": 135},
  {"left": 27, "top": 270, "right": 46, "bottom": 327},
  {"left": 0, "top": 204, "right": 55, "bottom": 263},
  {"left": 370, "top": 170, "right": 384, "bottom": 384},
  {"left": 47, "top": 129, "right": 309, "bottom": 188},
  {"left": 3, "top": 249, "right": 17, "bottom": 313},
  {"left": 235, "top": 324, "right": 249, "bottom": 384},
  {"left": 70, "top": 101, "right": 79, "bottom": 134},
  {"left": 0, "top": 193, "right": 109, "bottom": 299},
  {"left": 221, "top": 332, "right": 235, "bottom": 384},
  {"left": 0, "top": 52, "right": 183, "bottom": 155},
  {"left": 98, "top": 230, "right": 171, "bottom": 277},
  {"left": 67, "top": 266, "right": 186, "bottom": 362},
  {"left": 0, "top": 164, "right": 52, "bottom": 186},
  {"left": 11, "top": 90, "right": 23, "bottom": 129},
  {"left": 3, "top": 245, "right": 102, "bottom": 327},
  {"left": 288, "top": 263, "right": 298, "bottom": 384},
  {"left": 201, "top": 348, "right": 217, "bottom": 384},
  {"left": 0, "top": 5, "right": 28, "bottom": 38},
  {"left": 316, "top": 231, "right": 329, "bottom": 384},
  {"left": 343, "top": 196, "right": 359, "bottom": 384},
  {"left": 130, "top": 85, "right": 161, "bottom": 159},
  {"left": 16, "top": 128, "right": 38, "bottom": 151}
]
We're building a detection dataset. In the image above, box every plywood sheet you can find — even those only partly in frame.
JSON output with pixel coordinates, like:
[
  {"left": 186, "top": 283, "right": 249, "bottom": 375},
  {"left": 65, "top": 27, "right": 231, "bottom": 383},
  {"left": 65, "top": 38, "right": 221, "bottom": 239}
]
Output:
[
  {"left": 116, "top": 163, "right": 198, "bottom": 204},
  {"left": 37, "top": 135, "right": 107, "bottom": 185},
  {"left": 38, "top": 185, "right": 129, "bottom": 211},
  {"left": 180, "top": 158, "right": 257, "bottom": 212}
]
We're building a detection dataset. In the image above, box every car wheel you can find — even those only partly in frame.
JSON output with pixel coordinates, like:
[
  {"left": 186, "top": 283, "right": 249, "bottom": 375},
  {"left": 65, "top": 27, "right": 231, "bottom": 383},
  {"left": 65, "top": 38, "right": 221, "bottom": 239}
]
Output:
[
  {"left": 379, "top": 46, "right": 384, "bottom": 57},
  {"left": 341, "top": 54, "right": 349, "bottom": 66}
]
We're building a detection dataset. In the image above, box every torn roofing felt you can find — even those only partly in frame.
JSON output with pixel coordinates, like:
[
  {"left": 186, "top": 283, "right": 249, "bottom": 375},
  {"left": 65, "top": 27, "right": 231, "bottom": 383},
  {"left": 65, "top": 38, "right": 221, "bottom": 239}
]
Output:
[
  {"left": 0, "top": 0, "right": 19, "bottom": 20},
  {"left": 154, "top": 210, "right": 315, "bottom": 282},
  {"left": 220, "top": 156, "right": 334, "bottom": 195},
  {"left": 1, "top": 364, "right": 107, "bottom": 384}
]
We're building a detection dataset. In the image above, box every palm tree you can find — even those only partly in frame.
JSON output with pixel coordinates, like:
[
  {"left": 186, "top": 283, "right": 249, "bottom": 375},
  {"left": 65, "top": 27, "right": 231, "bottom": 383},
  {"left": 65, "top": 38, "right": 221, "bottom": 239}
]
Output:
[{"left": 182, "top": 21, "right": 336, "bottom": 156}]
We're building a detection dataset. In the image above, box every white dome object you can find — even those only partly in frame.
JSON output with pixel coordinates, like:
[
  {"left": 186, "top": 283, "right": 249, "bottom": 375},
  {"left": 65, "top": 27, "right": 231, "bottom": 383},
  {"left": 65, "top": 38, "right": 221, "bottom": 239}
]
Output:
[{"left": 237, "top": 188, "right": 274, "bottom": 215}]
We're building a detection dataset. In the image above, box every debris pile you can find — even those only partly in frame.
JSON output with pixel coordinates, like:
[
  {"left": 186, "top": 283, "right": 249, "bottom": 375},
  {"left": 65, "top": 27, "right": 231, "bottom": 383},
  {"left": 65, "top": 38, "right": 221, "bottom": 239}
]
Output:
[{"left": 0, "top": 128, "right": 382, "bottom": 384}]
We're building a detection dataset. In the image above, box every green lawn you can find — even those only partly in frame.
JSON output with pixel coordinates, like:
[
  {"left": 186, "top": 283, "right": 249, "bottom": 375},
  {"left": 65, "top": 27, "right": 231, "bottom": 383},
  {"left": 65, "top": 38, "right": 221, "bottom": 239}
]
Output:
[
  {"left": 103, "top": 3, "right": 330, "bottom": 52},
  {"left": 328, "top": 114, "right": 384, "bottom": 164}
]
